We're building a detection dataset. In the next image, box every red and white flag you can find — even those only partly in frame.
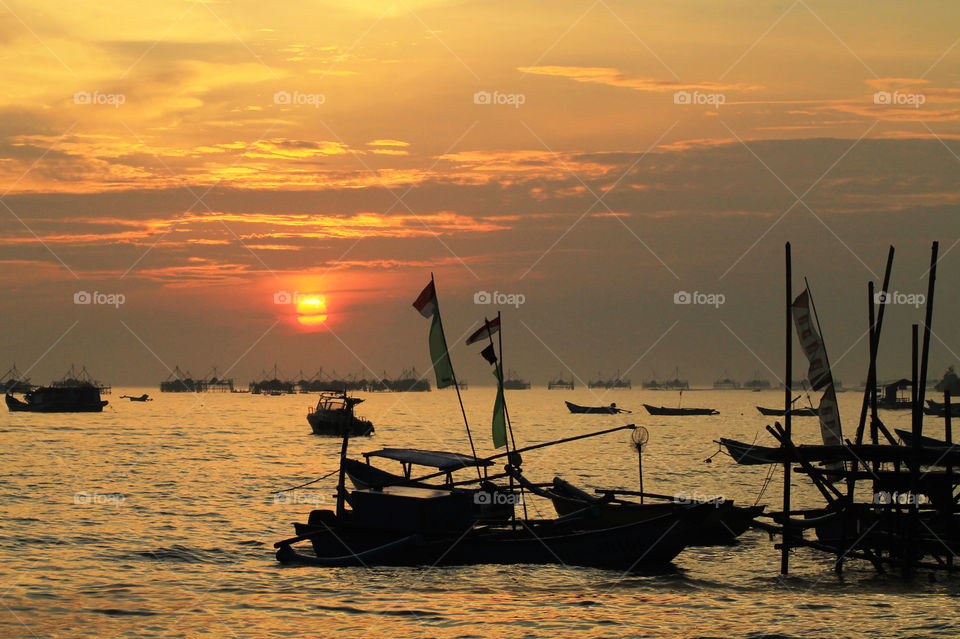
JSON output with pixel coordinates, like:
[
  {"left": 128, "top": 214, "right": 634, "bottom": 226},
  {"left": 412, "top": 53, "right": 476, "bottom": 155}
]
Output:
[
  {"left": 412, "top": 280, "right": 438, "bottom": 317},
  {"left": 466, "top": 317, "right": 500, "bottom": 345}
]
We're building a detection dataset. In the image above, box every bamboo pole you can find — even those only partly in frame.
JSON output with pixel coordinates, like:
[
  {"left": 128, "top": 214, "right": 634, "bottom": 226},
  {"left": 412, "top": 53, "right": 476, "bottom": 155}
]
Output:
[{"left": 782, "top": 242, "right": 793, "bottom": 575}]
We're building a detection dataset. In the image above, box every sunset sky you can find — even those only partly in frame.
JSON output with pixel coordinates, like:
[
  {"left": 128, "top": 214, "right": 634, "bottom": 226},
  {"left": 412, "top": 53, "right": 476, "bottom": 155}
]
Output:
[{"left": 2, "top": 0, "right": 959, "bottom": 387}]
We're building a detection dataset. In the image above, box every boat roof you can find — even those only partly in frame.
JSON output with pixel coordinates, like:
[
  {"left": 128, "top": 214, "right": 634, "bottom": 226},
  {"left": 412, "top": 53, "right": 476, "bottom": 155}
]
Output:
[{"left": 362, "top": 448, "right": 493, "bottom": 470}]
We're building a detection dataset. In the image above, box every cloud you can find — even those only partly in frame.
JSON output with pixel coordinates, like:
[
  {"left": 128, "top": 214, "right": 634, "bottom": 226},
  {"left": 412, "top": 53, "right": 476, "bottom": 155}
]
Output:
[{"left": 518, "top": 65, "right": 757, "bottom": 93}]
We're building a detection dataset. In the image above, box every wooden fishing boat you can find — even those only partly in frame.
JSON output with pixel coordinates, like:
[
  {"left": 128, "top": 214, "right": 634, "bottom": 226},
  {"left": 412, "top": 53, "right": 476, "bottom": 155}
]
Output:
[
  {"left": 534, "top": 476, "right": 763, "bottom": 545},
  {"left": 756, "top": 405, "right": 817, "bottom": 417},
  {"left": 307, "top": 391, "right": 374, "bottom": 437},
  {"left": 276, "top": 497, "right": 710, "bottom": 570},
  {"left": 644, "top": 404, "right": 718, "bottom": 416},
  {"left": 718, "top": 438, "right": 784, "bottom": 465},
  {"left": 565, "top": 401, "right": 628, "bottom": 414},
  {"left": 893, "top": 428, "right": 952, "bottom": 448},
  {"left": 924, "top": 399, "right": 960, "bottom": 417},
  {"left": 5, "top": 386, "right": 108, "bottom": 413},
  {"left": 720, "top": 435, "right": 960, "bottom": 466}
]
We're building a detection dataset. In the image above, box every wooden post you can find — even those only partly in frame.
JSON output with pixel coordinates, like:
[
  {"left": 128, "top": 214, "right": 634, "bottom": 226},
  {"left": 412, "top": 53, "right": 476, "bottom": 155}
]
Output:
[
  {"left": 916, "top": 242, "right": 939, "bottom": 440},
  {"left": 947, "top": 391, "right": 955, "bottom": 570},
  {"left": 782, "top": 242, "right": 793, "bottom": 575},
  {"left": 855, "top": 246, "right": 894, "bottom": 446},
  {"left": 336, "top": 427, "right": 350, "bottom": 517}
]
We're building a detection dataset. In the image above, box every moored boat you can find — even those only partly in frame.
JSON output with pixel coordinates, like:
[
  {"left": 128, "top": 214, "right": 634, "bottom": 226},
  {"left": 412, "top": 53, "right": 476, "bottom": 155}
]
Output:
[
  {"left": 644, "top": 404, "right": 718, "bottom": 416},
  {"left": 756, "top": 405, "right": 817, "bottom": 417},
  {"left": 6, "top": 385, "right": 108, "bottom": 413},
  {"left": 565, "top": 401, "right": 628, "bottom": 414},
  {"left": 307, "top": 391, "right": 374, "bottom": 436},
  {"left": 535, "top": 476, "right": 762, "bottom": 545}
]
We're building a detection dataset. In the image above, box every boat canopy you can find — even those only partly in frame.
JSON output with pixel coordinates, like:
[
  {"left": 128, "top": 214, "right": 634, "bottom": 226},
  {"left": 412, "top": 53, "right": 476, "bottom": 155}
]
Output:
[{"left": 362, "top": 448, "right": 493, "bottom": 470}]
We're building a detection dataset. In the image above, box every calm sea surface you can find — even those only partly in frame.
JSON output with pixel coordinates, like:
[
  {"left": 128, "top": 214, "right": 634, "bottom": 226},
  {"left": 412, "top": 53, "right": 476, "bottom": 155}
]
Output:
[{"left": 2, "top": 388, "right": 958, "bottom": 638}]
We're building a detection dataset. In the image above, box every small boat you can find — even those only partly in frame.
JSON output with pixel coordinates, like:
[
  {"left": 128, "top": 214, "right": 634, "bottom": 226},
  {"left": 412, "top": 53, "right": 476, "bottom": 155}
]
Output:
[
  {"left": 307, "top": 391, "right": 374, "bottom": 437},
  {"left": 924, "top": 399, "right": 960, "bottom": 417},
  {"left": 526, "top": 475, "right": 762, "bottom": 546},
  {"left": 643, "top": 404, "right": 718, "bottom": 416},
  {"left": 275, "top": 461, "right": 713, "bottom": 570},
  {"left": 120, "top": 393, "right": 152, "bottom": 402},
  {"left": 565, "top": 401, "right": 629, "bottom": 414},
  {"left": 717, "top": 438, "right": 783, "bottom": 465},
  {"left": 894, "top": 428, "right": 954, "bottom": 448},
  {"left": 277, "top": 503, "right": 705, "bottom": 570},
  {"left": 6, "top": 386, "right": 108, "bottom": 413},
  {"left": 756, "top": 405, "right": 817, "bottom": 417}
]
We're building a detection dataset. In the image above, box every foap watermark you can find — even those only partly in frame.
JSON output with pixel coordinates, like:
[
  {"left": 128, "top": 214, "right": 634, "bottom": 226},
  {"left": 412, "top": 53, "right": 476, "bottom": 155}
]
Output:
[
  {"left": 673, "top": 491, "right": 726, "bottom": 507},
  {"left": 274, "top": 90, "right": 325, "bottom": 108},
  {"left": 274, "top": 290, "right": 323, "bottom": 305},
  {"left": 874, "top": 491, "right": 928, "bottom": 506},
  {"left": 73, "top": 90, "right": 125, "bottom": 108},
  {"left": 473, "top": 90, "right": 525, "bottom": 109},
  {"left": 273, "top": 490, "right": 326, "bottom": 506},
  {"left": 673, "top": 90, "right": 725, "bottom": 109},
  {"left": 674, "top": 290, "right": 725, "bottom": 308},
  {"left": 74, "top": 491, "right": 125, "bottom": 508},
  {"left": 875, "top": 290, "right": 925, "bottom": 308},
  {"left": 873, "top": 90, "right": 925, "bottom": 109},
  {"left": 74, "top": 291, "right": 125, "bottom": 308},
  {"left": 474, "top": 290, "right": 525, "bottom": 308},
  {"left": 474, "top": 491, "right": 523, "bottom": 505}
]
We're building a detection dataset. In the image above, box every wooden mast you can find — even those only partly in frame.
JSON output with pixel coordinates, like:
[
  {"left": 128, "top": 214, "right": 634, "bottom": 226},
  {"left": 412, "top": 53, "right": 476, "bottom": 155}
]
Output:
[{"left": 781, "top": 242, "right": 792, "bottom": 575}]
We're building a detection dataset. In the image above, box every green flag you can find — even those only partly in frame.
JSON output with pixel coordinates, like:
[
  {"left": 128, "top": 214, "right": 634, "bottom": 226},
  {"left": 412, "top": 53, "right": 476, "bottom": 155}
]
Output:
[
  {"left": 429, "top": 313, "right": 455, "bottom": 389},
  {"left": 491, "top": 363, "right": 507, "bottom": 448},
  {"left": 414, "top": 279, "right": 455, "bottom": 390}
]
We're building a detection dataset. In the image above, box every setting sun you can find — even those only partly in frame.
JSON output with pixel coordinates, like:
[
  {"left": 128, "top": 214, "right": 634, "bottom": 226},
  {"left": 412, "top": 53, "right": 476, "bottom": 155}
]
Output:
[{"left": 296, "top": 294, "right": 328, "bottom": 326}]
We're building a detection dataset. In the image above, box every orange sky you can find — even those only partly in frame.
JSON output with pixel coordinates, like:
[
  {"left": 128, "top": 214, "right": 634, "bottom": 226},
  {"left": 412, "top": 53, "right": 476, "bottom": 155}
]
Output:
[{"left": 1, "top": 0, "right": 959, "bottom": 386}]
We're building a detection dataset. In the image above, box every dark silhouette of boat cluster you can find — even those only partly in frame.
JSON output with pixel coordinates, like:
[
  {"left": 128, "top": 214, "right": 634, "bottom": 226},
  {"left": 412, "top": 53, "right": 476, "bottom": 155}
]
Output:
[
  {"left": 588, "top": 371, "right": 631, "bottom": 389},
  {"left": 5, "top": 365, "right": 110, "bottom": 412},
  {"left": 547, "top": 376, "right": 574, "bottom": 390},
  {"left": 717, "top": 242, "right": 960, "bottom": 576},
  {"left": 161, "top": 366, "right": 235, "bottom": 393},
  {"left": 250, "top": 366, "right": 432, "bottom": 394},
  {"left": 502, "top": 370, "right": 531, "bottom": 390},
  {"left": 0, "top": 365, "right": 33, "bottom": 393},
  {"left": 642, "top": 369, "right": 688, "bottom": 390}
]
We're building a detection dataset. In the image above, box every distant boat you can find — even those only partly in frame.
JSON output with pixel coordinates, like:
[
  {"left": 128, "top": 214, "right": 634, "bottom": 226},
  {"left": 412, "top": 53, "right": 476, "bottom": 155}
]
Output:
[
  {"left": 712, "top": 373, "right": 740, "bottom": 390},
  {"left": 120, "top": 393, "right": 152, "bottom": 402},
  {"left": 6, "top": 386, "right": 108, "bottom": 413},
  {"left": 643, "top": 404, "right": 718, "bottom": 416},
  {"left": 756, "top": 405, "right": 817, "bottom": 417},
  {"left": 502, "top": 370, "right": 531, "bottom": 390},
  {"left": 307, "top": 391, "right": 374, "bottom": 437},
  {"left": 547, "top": 377, "right": 574, "bottom": 390},
  {"left": 565, "top": 401, "right": 629, "bottom": 415},
  {"left": 743, "top": 372, "right": 771, "bottom": 390},
  {"left": 588, "top": 371, "right": 632, "bottom": 390}
]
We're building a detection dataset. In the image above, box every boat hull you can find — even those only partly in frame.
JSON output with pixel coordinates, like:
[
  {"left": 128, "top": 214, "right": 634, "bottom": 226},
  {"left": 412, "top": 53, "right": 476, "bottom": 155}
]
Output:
[
  {"left": 756, "top": 406, "right": 817, "bottom": 417},
  {"left": 6, "top": 391, "right": 107, "bottom": 413},
  {"left": 643, "top": 404, "right": 718, "bottom": 416},
  {"left": 565, "top": 401, "right": 619, "bottom": 414},
  {"left": 282, "top": 508, "right": 698, "bottom": 570},
  {"left": 307, "top": 412, "right": 374, "bottom": 437}
]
